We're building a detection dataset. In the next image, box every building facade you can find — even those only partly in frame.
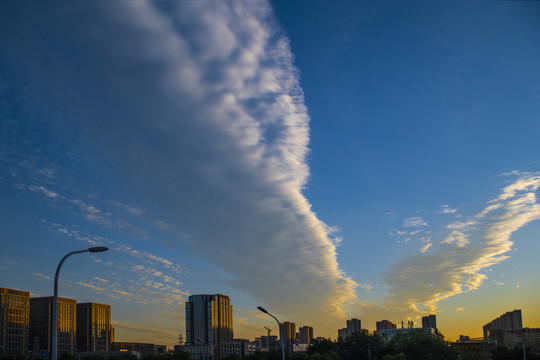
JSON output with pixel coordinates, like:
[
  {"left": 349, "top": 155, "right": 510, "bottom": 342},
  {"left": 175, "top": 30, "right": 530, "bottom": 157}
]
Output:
[
  {"left": 0, "top": 288, "right": 30, "bottom": 359},
  {"left": 30, "top": 296, "right": 77, "bottom": 357},
  {"left": 298, "top": 326, "right": 313, "bottom": 344},
  {"left": 254, "top": 335, "right": 279, "bottom": 352},
  {"left": 452, "top": 336, "right": 496, "bottom": 358},
  {"left": 346, "top": 318, "right": 362, "bottom": 335},
  {"left": 218, "top": 339, "right": 257, "bottom": 359},
  {"left": 280, "top": 322, "right": 296, "bottom": 354},
  {"left": 422, "top": 315, "right": 437, "bottom": 330},
  {"left": 376, "top": 320, "right": 397, "bottom": 331},
  {"left": 503, "top": 328, "right": 540, "bottom": 353},
  {"left": 185, "top": 294, "right": 233, "bottom": 359},
  {"left": 111, "top": 342, "right": 162, "bottom": 357},
  {"left": 483, "top": 309, "right": 523, "bottom": 339},
  {"left": 76, "top": 302, "right": 112, "bottom": 352}
]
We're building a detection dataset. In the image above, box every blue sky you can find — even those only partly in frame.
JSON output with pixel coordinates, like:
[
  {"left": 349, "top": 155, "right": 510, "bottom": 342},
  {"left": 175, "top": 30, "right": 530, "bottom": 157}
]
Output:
[{"left": 1, "top": 0, "right": 539, "bottom": 346}]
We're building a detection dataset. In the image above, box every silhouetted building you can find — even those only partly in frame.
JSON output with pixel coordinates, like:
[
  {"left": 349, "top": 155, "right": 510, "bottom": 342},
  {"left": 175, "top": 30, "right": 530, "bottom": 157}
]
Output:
[
  {"left": 185, "top": 294, "right": 233, "bottom": 359},
  {"left": 422, "top": 315, "right": 437, "bottom": 330},
  {"left": 0, "top": 288, "right": 30, "bottom": 359},
  {"left": 503, "top": 328, "right": 540, "bottom": 352},
  {"left": 483, "top": 310, "right": 522, "bottom": 339},
  {"left": 112, "top": 342, "right": 164, "bottom": 356},
  {"left": 75, "top": 350, "right": 142, "bottom": 360},
  {"left": 298, "top": 326, "right": 313, "bottom": 344},
  {"left": 338, "top": 328, "right": 347, "bottom": 340},
  {"left": 346, "top": 318, "right": 362, "bottom": 335},
  {"left": 452, "top": 335, "right": 496, "bottom": 358},
  {"left": 280, "top": 322, "right": 296, "bottom": 354},
  {"left": 76, "top": 302, "right": 112, "bottom": 352},
  {"left": 254, "top": 335, "right": 279, "bottom": 351},
  {"left": 218, "top": 339, "right": 257, "bottom": 359},
  {"left": 30, "top": 296, "right": 77, "bottom": 357},
  {"left": 376, "top": 320, "right": 397, "bottom": 331}
]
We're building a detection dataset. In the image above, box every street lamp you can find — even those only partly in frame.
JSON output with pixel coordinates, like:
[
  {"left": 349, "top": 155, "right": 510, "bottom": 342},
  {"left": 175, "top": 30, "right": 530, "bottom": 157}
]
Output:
[
  {"left": 257, "top": 306, "right": 286, "bottom": 360},
  {"left": 52, "top": 247, "right": 108, "bottom": 360}
]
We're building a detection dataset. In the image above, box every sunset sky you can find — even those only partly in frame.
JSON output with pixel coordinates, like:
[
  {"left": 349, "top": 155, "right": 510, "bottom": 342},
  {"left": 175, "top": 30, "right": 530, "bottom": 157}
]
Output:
[{"left": 1, "top": 0, "right": 539, "bottom": 346}]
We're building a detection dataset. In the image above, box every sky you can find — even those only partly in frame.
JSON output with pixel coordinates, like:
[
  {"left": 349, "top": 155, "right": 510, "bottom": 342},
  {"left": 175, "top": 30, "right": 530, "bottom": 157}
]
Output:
[{"left": 1, "top": 0, "right": 539, "bottom": 347}]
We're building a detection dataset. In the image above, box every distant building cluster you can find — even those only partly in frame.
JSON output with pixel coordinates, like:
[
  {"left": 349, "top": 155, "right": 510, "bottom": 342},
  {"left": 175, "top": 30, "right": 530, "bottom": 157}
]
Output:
[
  {"left": 338, "top": 315, "right": 437, "bottom": 341},
  {"left": 3, "top": 286, "right": 539, "bottom": 360},
  {"left": 0, "top": 287, "right": 165, "bottom": 360},
  {"left": 454, "top": 310, "right": 540, "bottom": 356},
  {"left": 182, "top": 294, "right": 315, "bottom": 360},
  {"left": 479, "top": 309, "right": 540, "bottom": 352},
  {"left": 338, "top": 318, "right": 367, "bottom": 340}
]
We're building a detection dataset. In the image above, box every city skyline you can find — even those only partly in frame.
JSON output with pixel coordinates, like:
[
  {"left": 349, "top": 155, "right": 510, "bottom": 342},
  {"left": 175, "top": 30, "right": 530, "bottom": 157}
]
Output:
[
  {"left": 2, "top": 284, "right": 533, "bottom": 354},
  {"left": 1, "top": 0, "right": 540, "bottom": 347}
]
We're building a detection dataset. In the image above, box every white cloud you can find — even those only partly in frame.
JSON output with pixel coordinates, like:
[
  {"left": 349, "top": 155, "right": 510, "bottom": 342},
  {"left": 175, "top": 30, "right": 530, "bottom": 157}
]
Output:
[
  {"left": 357, "top": 173, "right": 540, "bottom": 319},
  {"left": 420, "top": 243, "right": 432, "bottom": 253},
  {"left": 28, "top": 185, "right": 59, "bottom": 198},
  {"left": 76, "top": 282, "right": 106, "bottom": 292},
  {"left": 357, "top": 283, "right": 374, "bottom": 291},
  {"left": 33, "top": 272, "right": 52, "bottom": 281},
  {"left": 113, "top": 289, "right": 134, "bottom": 297},
  {"left": 437, "top": 204, "right": 457, "bottom": 214},
  {"left": 0, "top": 0, "right": 356, "bottom": 330},
  {"left": 127, "top": 207, "right": 144, "bottom": 217},
  {"left": 403, "top": 216, "right": 428, "bottom": 228}
]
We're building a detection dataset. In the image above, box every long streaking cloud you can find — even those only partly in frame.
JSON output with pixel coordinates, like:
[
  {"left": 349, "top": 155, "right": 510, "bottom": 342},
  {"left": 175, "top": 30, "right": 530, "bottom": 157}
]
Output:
[
  {"left": 0, "top": 0, "right": 356, "bottom": 328},
  {"left": 363, "top": 172, "right": 540, "bottom": 317}
]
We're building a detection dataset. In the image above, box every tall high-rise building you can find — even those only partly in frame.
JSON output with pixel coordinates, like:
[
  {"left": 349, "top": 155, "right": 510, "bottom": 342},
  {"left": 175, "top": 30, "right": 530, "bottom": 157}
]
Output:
[
  {"left": 0, "top": 288, "right": 30, "bottom": 359},
  {"left": 422, "top": 315, "right": 437, "bottom": 330},
  {"left": 76, "top": 302, "right": 112, "bottom": 352},
  {"left": 376, "top": 320, "right": 397, "bottom": 331},
  {"left": 483, "top": 310, "right": 523, "bottom": 339},
  {"left": 280, "top": 322, "right": 296, "bottom": 354},
  {"left": 346, "top": 318, "right": 362, "bottom": 335},
  {"left": 298, "top": 326, "right": 313, "bottom": 344},
  {"left": 185, "top": 294, "right": 233, "bottom": 360},
  {"left": 30, "top": 296, "right": 77, "bottom": 357}
]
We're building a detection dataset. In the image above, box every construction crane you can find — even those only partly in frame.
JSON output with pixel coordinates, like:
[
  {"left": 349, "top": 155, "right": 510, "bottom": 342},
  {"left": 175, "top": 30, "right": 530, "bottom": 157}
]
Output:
[{"left": 264, "top": 326, "right": 272, "bottom": 336}]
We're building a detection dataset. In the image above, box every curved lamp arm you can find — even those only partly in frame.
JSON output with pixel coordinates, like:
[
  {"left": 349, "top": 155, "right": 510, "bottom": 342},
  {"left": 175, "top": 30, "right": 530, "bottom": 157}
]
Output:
[
  {"left": 52, "top": 247, "right": 108, "bottom": 360},
  {"left": 257, "top": 306, "right": 286, "bottom": 360}
]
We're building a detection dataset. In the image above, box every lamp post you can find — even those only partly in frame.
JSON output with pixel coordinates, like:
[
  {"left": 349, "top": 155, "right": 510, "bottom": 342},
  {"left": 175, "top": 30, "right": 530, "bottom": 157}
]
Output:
[
  {"left": 52, "top": 247, "right": 108, "bottom": 360},
  {"left": 257, "top": 306, "right": 285, "bottom": 360}
]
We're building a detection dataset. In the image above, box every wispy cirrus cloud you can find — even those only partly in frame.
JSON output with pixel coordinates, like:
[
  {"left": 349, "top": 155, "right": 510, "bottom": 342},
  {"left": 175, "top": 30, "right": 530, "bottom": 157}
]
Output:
[
  {"left": 33, "top": 273, "right": 52, "bottom": 281},
  {"left": 357, "top": 172, "right": 540, "bottom": 320},
  {"left": 437, "top": 204, "right": 457, "bottom": 214},
  {"left": 76, "top": 282, "right": 106, "bottom": 292},
  {"left": 403, "top": 216, "right": 428, "bottom": 228},
  {"left": 37, "top": 220, "right": 190, "bottom": 313},
  {"left": 28, "top": 185, "right": 60, "bottom": 198},
  {"left": 113, "top": 289, "right": 134, "bottom": 298},
  {"left": 0, "top": 0, "right": 356, "bottom": 330}
]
